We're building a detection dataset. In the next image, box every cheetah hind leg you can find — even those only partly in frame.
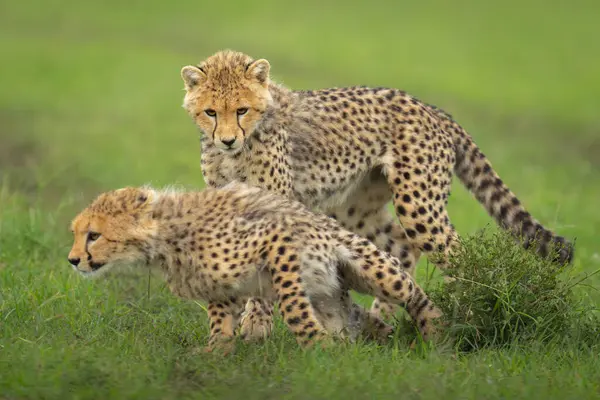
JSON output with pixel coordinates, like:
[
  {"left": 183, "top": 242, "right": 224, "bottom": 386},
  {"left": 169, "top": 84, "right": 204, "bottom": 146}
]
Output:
[
  {"left": 337, "top": 233, "right": 443, "bottom": 342},
  {"left": 325, "top": 193, "right": 422, "bottom": 324},
  {"left": 384, "top": 157, "right": 460, "bottom": 273}
]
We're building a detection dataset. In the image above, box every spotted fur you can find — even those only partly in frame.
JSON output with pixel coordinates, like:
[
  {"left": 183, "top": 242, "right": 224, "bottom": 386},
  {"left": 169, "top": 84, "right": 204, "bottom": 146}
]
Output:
[
  {"left": 180, "top": 49, "right": 574, "bottom": 329},
  {"left": 67, "top": 183, "right": 442, "bottom": 351}
]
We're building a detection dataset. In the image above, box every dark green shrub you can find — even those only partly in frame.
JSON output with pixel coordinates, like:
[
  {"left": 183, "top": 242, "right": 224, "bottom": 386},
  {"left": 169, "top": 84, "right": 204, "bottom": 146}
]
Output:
[{"left": 428, "top": 227, "right": 598, "bottom": 352}]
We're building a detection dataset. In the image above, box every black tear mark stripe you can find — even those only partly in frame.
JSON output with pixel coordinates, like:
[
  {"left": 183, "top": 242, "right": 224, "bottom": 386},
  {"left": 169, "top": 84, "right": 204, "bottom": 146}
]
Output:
[
  {"left": 84, "top": 240, "right": 93, "bottom": 263},
  {"left": 85, "top": 236, "right": 117, "bottom": 260},
  {"left": 212, "top": 116, "right": 218, "bottom": 141},
  {"left": 237, "top": 116, "right": 246, "bottom": 139}
]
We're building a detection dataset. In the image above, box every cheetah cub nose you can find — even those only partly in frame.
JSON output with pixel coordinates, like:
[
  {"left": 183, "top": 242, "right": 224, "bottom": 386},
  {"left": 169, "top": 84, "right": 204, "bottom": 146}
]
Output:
[
  {"left": 68, "top": 257, "right": 80, "bottom": 267},
  {"left": 221, "top": 138, "right": 236, "bottom": 147}
]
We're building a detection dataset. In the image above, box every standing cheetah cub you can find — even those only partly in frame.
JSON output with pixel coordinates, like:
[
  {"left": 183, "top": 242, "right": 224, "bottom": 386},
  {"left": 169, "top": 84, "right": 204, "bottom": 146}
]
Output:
[
  {"left": 180, "top": 50, "right": 574, "bottom": 322},
  {"left": 67, "top": 182, "right": 442, "bottom": 351}
]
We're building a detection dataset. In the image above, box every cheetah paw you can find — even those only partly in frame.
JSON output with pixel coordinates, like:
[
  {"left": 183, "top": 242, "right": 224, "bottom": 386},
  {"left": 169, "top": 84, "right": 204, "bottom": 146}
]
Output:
[
  {"left": 371, "top": 324, "right": 395, "bottom": 345},
  {"left": 317, "top": 335, "right": 339, "bottom": 350},
  {"left": 197, "top": 338, "right": 236, "bottom": 356},
  {"left": 239, "top": 312, "right": 273, "bottom": 342}
]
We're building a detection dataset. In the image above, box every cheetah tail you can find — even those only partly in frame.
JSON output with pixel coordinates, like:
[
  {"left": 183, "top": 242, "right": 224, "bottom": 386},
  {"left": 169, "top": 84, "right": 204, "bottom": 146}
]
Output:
[{"left": 433, "top": 107, "right": 574, "bottom": 265}]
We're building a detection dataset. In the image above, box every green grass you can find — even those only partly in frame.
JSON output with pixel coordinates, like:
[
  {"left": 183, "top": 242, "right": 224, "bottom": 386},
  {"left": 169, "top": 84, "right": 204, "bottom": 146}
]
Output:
[{"left": 1, "top": 0, "right": 600, "bottom": 398}]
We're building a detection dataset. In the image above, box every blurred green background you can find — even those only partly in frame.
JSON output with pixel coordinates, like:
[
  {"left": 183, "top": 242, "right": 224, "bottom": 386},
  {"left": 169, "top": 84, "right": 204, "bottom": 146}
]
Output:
[
  {"left": 2, "top": 0, "right": 599, "bottom": 269},
  {"left": 1, "top": 0, "right": 599, "bottom": 398}
]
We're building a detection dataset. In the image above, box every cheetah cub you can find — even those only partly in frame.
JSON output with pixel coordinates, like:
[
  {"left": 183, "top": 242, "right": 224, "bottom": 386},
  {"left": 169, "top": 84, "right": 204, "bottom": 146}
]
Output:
[
  {"left": 180, "top": 50, "right": 574, "bottom": 322},
  {"left": 67, "top": 182, "right": 442, "bottom": 351}
]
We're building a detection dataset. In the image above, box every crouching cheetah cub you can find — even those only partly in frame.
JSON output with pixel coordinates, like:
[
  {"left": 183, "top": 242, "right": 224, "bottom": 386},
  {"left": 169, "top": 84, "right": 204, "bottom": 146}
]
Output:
[{"left": 67, "top": 182, "right": 442, "bottom": 351}]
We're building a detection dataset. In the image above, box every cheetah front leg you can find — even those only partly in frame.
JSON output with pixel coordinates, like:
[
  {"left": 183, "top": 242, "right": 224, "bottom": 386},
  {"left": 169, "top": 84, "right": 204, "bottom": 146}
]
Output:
[
  {"left": 238, "top": 297, "right": 274, "bottom": 342},
  {"left": 207, "top": 136, "right": 295, "bottom": 343},
  {"left": 204, "top": 299, "right": 244, "bottom": 354},
  {"left": 200, "top": 139, "right": 279, "bottom": 343}
]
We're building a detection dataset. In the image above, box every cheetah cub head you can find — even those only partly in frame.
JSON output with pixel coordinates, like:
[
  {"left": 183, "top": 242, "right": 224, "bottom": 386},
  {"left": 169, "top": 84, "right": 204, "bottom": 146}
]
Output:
[
  {"left": 180, "top": 50, "right": 272, "bottom": 154},
  {"left": 67, "top": 187, "right": 157, "bottom": 278}
]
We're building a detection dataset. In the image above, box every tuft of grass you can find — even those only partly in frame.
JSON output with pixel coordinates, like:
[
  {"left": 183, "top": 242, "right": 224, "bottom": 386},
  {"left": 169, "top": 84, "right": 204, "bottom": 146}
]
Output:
[{"left": 429, "top": 227, "right": 600, "bottom": 352}]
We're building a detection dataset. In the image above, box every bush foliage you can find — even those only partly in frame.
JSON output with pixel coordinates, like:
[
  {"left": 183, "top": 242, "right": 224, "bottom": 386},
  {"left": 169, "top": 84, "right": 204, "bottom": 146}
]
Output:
[{"left": 428, "top": 227, "right": 599, "bottom": 352}]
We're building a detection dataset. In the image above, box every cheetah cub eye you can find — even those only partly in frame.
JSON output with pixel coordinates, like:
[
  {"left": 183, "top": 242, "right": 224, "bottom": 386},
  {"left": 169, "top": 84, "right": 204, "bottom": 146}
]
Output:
[
  {"left": 204, "top": 109, "right": 216, "bottom": 117},
  {"left": 87, "top": 232, "right": 101, "bottom": 242},
  {"left": 236, "top": 108, "right": 248, "bottom": 116}
]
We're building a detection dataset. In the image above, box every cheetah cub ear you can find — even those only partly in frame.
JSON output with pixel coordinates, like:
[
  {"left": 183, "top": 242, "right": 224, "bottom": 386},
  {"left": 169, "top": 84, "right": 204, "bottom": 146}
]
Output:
[
  {"left": 245, "top": 59, "right": 270, "bottom": 85},
  {"left": 180, "top": 65, "right": 207, "bottom": 91}
]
